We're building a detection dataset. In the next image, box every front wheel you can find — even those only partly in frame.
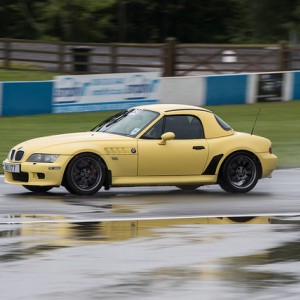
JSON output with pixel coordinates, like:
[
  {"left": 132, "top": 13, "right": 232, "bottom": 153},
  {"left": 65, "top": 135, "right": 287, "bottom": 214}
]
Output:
[
  {"left": 219, "top": 152, "right": 259, "bottom": 193},
  {"left": 23, "top": 185, "right": 53, "bottom": 193},
  {"left": 64, "top": 153, "right": 106, "bottom": 195}
]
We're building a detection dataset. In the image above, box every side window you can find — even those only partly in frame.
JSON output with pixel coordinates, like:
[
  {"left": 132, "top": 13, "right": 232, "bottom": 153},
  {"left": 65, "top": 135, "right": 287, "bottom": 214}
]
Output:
[
  {"left": 214, "top": 114, "right": 232, "bottom": 131},
  {"left": 164, "top": 115, "right": 204, "bottom": 139},
  {"left": 141, "top": 118, "right": 164, "bottom": 139},
  {"left": 141, "top": 115, "right": 204, "bottom": 140}
]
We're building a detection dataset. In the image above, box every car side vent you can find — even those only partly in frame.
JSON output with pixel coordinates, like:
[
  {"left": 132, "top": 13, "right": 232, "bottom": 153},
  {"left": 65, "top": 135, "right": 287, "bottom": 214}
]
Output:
[
  {"left": 15, "top": 151, "right": 24, "bottom": 161},
  {"left": 10, "top": 150, "right": 16, "bottom": 160}
]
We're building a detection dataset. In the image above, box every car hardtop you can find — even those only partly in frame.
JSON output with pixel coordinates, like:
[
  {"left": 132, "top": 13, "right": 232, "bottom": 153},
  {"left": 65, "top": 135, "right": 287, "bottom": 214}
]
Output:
[{"left": 133, "top": 103, "right": 211, "bottom": 114}]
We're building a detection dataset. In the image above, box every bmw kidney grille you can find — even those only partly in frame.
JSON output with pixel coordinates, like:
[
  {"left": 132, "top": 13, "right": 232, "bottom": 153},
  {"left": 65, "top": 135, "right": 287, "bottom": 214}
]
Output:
[
  {"left": 10, "top": 149, "right": 24, "bottom": 161},
  {"left": 10, "top": 149, "right": 16, "bottom": 160}
]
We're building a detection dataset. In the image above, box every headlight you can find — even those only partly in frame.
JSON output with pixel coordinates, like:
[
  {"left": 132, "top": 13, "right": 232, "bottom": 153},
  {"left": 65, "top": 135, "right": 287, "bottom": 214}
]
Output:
[{"left": 27, "top": 154, "right": 59, "bottom": 163}]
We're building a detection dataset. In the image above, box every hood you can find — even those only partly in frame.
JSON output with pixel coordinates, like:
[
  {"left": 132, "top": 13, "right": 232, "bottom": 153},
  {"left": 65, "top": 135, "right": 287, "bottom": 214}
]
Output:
[{"left": 14, "top": 131, "right": 133, "bottom": 154}]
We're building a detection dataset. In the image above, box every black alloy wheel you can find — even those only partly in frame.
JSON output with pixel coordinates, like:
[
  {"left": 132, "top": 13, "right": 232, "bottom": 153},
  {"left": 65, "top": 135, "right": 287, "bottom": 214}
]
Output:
[
  {"left": 219, "top": 152, "right": 259, "bottom": 193},
  {"left": 64, "top": 153, "right": 106, "bottom": 195}
]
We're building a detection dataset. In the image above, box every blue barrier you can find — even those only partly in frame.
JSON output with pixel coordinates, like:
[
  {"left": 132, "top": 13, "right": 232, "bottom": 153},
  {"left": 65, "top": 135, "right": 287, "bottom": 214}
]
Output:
[
  {"left": 292, "top": 71, "right": 300, "bottom": 100},
  {"left": 205, "top": 74, "right": 248, "bottom": 105},
  {"left": 1, "top": 81, "right": 53, "bottom": 116},
  {"left": 0, "top": 83, "right": 2, "bottom": 116}
]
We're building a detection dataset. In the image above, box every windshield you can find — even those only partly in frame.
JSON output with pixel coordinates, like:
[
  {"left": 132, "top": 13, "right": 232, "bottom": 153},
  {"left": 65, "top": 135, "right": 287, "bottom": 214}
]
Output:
[{"left": 92, "top": 108, "right": 159, "bottom": 137}]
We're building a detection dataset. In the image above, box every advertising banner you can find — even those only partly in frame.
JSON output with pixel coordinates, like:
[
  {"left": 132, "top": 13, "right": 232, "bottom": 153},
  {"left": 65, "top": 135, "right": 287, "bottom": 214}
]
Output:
[
  {"left": 256, "top": 73, "right": 283, "bottom": 102},
  {"left": 53, "top": 72, "right": 160, "bottom": 113}
]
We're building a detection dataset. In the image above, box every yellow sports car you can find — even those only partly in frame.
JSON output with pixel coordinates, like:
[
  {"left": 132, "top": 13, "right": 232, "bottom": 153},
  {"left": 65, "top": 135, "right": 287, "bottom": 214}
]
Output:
[{"left": 3, "top": 104, "right": 277, "bottom": 195}]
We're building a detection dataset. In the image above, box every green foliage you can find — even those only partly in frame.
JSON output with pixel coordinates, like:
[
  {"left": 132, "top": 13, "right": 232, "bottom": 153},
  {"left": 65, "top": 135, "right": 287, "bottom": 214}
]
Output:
[
  {"left": 35, "top": 0, "right": 117, "bottom": 42},
  {"left": 241, "top": 0, "right": 300, "bottom": 43},
  {"left": 0, "top": 0, "right": 118, "bottom": 42},
  {"left": 1, "top": 0, "right": 300, "bottom": 43}
]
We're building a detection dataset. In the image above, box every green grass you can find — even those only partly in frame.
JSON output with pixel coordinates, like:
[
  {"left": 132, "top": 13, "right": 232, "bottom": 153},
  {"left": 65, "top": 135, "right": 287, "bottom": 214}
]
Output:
[
  {"left": 1, "top": 101, "right": 300, "bottom": 173},
  {"left": 0, "top": 68, "right": 61, "bottom": 81}
]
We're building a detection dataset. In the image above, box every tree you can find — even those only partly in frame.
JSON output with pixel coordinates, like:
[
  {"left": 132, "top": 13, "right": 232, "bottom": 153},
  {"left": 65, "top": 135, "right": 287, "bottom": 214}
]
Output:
[
  {"left": 122, "top": 0, "right": 241, "bottom": 43},
  {"left": 0, "top": 0, "right": 118, "bottom": 42},
  {"left": 1, "top": 0, "right": 300, "bottom": 44},
  {"left": 241, "top": 0, "right": 300, "bottom": 43},
  {"left": 0, "top": 0, "right": 39, "bottom": 39},
  {"left": 35, "top": 0, "right": 117, "bottom": 42}
]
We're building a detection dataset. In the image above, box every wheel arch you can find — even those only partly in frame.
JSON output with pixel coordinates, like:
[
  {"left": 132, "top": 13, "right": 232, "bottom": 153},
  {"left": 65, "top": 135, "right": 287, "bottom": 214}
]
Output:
[
  {"left": 62, "top": 151, "right": 110, "bottom": 188},
  {"left": 217, "top": 150, "right": 262, "bottom": 181}
]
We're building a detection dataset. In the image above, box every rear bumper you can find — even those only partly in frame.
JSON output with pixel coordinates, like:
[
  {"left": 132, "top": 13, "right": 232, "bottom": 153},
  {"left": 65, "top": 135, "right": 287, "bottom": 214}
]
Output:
[{"left": 257, "top": 153, "right": 277, "bottom": 178}]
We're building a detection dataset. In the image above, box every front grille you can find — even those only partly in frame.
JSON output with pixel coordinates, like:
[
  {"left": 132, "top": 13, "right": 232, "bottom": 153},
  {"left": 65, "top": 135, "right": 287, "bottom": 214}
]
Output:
[
  {"left": 12, "top": 172, "right": 29, "bottom": 182},
  {"left": 15, "top": 150, "right": 24, "bottom": 161},
  {"left": 10, "top": 150, "right": 15, "bottom": 160},
  {"left": 9, "top": 149, "right": 25, "bottom": 162}
]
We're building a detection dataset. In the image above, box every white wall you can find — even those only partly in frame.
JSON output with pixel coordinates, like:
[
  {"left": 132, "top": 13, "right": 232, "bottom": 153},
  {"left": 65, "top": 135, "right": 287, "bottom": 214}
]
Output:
[{"left": 159, "top": 76, "right": 205, "bottom": 106}]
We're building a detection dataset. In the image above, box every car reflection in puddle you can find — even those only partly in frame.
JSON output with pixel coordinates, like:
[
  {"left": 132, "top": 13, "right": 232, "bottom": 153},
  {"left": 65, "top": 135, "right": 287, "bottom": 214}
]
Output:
[{"left": 1, "top": 215, "right": 300, "bottom": 299}]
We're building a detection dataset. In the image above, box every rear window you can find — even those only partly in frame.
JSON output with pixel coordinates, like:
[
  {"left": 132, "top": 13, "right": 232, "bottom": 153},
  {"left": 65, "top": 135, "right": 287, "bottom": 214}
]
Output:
[{"left": 214, "top": 115, "right": 232, "bottom": 131}]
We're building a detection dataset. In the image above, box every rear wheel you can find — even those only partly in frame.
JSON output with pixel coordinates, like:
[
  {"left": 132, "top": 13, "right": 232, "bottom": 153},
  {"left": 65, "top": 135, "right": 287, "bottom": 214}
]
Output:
[
  {"left": 64, "top": 153, "right": 106, "bottom": 195},
  {"left": 23, "top": 185, "right": 53, "bottom": 193},
  {"left": 219, "top": 152, "right": 259, "bottom": 193}
]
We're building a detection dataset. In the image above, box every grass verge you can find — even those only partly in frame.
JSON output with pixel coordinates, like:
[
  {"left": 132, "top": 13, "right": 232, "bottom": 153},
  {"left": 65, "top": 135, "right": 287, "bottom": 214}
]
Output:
[
  {"left": 0, "top": 68, "right": 61, "bottom": 81},
  {"left": 0, "top": 101, "right": 299, "bottom": 173}
]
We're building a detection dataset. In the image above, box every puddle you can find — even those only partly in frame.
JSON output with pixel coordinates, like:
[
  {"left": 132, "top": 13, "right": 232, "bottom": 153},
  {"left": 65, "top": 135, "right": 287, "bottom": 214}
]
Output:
[
  {"left": 0, "top": 215, "right": 273, "bottom": 260},
  {"left": 1, "top": 215, "right": 300, "bottom": 299},
  {"left": 0, "top": 215, "right": 287, "bottom": 257}
]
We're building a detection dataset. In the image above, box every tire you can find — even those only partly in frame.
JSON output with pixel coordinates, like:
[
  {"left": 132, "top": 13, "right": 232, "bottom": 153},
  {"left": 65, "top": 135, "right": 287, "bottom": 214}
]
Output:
[
  {"left": 23, "top": 185, "right": 53, "bottom": 193},
  {"left": 63, "top": 183, "right": 77, "bottom": 194},
  {"left": 64, "top": 153, "right": 106, "bottom": 195},
  {"left": 176, "top": 185, "right": 200, "bottom": 191},
  {"left": 219, "top": 152, "right": 259, "bottom": 193}
]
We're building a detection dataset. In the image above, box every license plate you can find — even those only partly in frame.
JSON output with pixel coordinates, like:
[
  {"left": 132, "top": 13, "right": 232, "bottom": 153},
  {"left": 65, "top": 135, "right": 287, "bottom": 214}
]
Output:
[{"left": 4, "top": 163, "right": 21, "bottom": 173}]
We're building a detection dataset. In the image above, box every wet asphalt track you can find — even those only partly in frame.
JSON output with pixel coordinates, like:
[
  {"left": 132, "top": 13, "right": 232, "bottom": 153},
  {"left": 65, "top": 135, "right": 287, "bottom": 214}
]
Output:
[
  {"left": 0, "top": 169, "right": 300, "bottom": 222},
  {"left": 1, "top": 169, "right": 300, "bottom": 300}
]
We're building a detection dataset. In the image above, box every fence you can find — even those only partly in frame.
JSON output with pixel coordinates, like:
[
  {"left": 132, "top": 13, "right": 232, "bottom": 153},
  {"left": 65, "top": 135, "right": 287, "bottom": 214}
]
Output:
[{"left": 0, "top": 38, "right": 300, "bottom": 76}]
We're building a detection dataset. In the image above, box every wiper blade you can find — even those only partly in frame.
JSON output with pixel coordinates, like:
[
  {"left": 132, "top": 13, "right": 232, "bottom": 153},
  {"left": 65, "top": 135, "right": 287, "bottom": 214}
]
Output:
[
  {"left": 104, "top": 112, "right": 129, "bottom": 128},
  {"left": 91, "top": 110, "right": 129, "bottom": 132}
]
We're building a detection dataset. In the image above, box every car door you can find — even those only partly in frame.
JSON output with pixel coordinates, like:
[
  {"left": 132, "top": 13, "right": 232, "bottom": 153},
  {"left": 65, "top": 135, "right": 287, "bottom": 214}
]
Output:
[{"left": 137, "top": 115, "right": 209, "bottom": 176}]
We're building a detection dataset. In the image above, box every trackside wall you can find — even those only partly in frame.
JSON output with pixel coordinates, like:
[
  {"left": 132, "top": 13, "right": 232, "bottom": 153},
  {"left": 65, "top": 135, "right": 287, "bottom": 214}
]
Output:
[
  {"left": 205, "top": 74, "right": 248, "bottom": 105},
  {"left": 0, "top": 72, "right": 299, "bottom": 117},
  {"left": 292, "top": 71, "right": 300, "bottom": 100},
  {"left": 0, "top": 81, "right": 53, "bottom": 116}
]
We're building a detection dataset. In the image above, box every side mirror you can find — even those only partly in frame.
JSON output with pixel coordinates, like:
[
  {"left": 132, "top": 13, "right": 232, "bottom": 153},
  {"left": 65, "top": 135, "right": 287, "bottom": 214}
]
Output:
[{"left": 158, "top": 132, "right": 175, "bottom": 145}]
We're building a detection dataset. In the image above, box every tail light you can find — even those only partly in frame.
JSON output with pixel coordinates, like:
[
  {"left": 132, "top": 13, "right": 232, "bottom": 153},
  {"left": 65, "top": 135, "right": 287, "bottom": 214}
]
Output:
[{"left": 269, "top": 146, "right": 273, "bottom": 154}]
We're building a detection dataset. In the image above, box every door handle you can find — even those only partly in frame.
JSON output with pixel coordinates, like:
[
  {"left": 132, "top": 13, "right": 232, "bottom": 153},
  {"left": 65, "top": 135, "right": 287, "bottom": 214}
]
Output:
[{"left": 193, "top": 145, "right": 205, "bottom": 150}]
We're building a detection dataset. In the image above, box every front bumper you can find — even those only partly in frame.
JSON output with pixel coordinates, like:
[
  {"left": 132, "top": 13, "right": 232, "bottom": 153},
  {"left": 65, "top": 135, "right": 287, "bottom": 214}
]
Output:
[{"left": 3, "top": 155, "right": 70, "bottom": 186}]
